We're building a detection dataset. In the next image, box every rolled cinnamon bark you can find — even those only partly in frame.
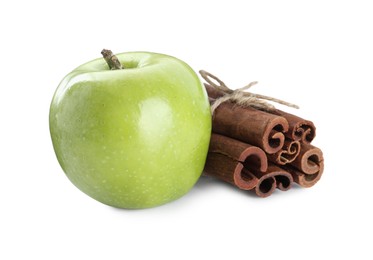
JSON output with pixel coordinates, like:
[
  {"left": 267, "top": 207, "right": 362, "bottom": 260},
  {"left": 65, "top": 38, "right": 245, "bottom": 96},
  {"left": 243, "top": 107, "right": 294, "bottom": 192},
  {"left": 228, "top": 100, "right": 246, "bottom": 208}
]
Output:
[
  {"left": 254, "top": 175, "right": 276, "bottom": 198},
  {"left": 204, "top": 153, "right": 259, "bottom": 190},
  {"left": 271, "top": 109, "right": 316, "bottom": 144},
  {"left": 251, "top": 164, "right": 294, "bottom": 197},
  {"left": 211, "top": 101, "right": 289, "bottom": 154},
  {"left": 209, "top": 133, "right": 268, "bottom": 170},
  {"left": 275, "top": 174, "right": 293, "bottom": 191},
  {"left": 291, "top": 143, "right": 324, "bottom": 174},
  {"left": 206, "top": 84, "right": 289, "bottom": 154},
  {"left": 284, "top": 165, "right": 324, "bottom": 188},
  {"left": 204, "top": 134, "right": 268, "bottom": 190},
  {"left": 267, "top": 139, "right": 301, "bottom": 165}
]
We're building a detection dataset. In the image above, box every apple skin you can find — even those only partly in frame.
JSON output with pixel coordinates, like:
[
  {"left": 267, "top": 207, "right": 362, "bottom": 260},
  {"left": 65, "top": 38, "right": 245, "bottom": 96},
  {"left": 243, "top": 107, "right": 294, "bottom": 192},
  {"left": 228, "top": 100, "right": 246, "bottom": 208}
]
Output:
[{"left": 49, "top": 52, "right": 211, "bottom": 209}]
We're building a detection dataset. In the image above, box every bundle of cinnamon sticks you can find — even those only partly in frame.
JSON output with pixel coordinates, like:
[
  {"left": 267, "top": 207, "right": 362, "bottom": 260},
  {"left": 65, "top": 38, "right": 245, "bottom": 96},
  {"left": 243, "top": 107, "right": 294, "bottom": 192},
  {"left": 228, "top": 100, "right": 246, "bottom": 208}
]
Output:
[{"left": 202, "top": 73, "right": 324, "bottom": 198}]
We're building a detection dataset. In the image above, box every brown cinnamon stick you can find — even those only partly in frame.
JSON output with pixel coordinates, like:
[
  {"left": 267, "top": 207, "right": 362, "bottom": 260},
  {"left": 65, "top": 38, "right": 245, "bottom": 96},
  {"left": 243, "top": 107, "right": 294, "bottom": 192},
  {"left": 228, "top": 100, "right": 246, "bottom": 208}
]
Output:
[
  {"left": 251, "top": 164, "right": 294, "bottom": 197},
  {"left": 271, "top": 109, "right": 316, "bottom": 144},
  {"left": 204, "top": 153, "right": 259, "bottom": 190},
  {"left": 267, "top": 139, "right": 301, "bottom": 165},
  {"left": 205, "top": 154, "right": 294, "bottom": 197},
  {"left": 206, "top": 84, "right": 289, "bottom": 154},
  {"left": 204, "top": 134, "right": 268, "bottom": 190},
  {"left": 209, "top": 133, "right": 268, "bottom": 170},
  {"left": 254, "top": 175, "right": 276, "bottom": 197},
  {"left": 291, "top": 143, "right": 324, "bottom": 174},
  {"left": 283, "top": 165, "right": 324, "bottom": 188},
  {"left": 210, "top": 100, "right": 289, "bottom": 154}
]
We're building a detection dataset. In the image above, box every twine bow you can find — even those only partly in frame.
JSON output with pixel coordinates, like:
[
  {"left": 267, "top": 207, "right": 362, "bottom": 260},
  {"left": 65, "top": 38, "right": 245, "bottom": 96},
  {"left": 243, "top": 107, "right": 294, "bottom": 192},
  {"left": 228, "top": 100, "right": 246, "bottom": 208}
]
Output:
[{"left": 199, "top": 70, "right": 299, "bottom": 114}]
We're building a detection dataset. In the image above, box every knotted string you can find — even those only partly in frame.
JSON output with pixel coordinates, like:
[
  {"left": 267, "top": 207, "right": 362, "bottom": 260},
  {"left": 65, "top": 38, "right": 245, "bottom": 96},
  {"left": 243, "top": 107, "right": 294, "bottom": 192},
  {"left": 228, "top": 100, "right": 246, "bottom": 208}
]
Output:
[{"left": 199, "top": 70, "right": 299, "bottom": 114}]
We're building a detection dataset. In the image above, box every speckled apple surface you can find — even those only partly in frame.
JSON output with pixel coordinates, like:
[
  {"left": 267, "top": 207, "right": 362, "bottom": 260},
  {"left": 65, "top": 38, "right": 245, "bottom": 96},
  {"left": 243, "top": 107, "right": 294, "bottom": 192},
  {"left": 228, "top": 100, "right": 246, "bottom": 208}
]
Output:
[{"left": 49, "top": 52, "right": 212, "bottom": 208}]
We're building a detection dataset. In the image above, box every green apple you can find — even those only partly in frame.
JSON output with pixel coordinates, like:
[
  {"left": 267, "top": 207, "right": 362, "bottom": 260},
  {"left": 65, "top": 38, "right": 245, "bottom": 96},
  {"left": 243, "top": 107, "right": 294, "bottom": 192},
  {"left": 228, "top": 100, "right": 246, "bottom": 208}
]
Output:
[{"left": 49, "top": 51, "right": 211, "bottom": 209}]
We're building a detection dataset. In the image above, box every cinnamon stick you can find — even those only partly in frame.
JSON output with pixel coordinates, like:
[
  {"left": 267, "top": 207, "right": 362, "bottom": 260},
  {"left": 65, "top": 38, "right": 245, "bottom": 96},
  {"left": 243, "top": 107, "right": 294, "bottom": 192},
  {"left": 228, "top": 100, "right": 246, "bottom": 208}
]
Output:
[
  {"left": 206, "top": 84, "right": 289, "bottom": 154},
  {"left": 271, "top": 109, "right": 316, "bottom": 144},
  {"left": 209, "top": 99, "right": 289, "bottom": 154},
  {"left": 267, "top": 139, "right": 301, "bottom": 165},
  {"left": 204, "top": 153, "right": 259, "bottom": 190},
  {"left": 254, "top": 175, "right": 276, "bottom": 198},
  {"left": 283, "top": 165, "right": 324, "bottom": 188},
  {"left": 208, "top": 133, "right": 268, "bottom": 169},
  {"left": 291, "top": 143, "right": 324, "bottom": 174},
  {"left": 204, "top": 134, "right": 268, "bottom": 190},
  {"left": 251, "top": 164, "right": 294, "bottom": 197}
]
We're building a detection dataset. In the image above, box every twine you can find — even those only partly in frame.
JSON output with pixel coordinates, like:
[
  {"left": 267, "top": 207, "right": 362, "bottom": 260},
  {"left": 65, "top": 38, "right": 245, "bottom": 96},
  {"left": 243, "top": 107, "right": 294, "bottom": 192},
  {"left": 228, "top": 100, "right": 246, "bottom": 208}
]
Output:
[{"left": 199, "top": 70, "right": 299, "bottom": 114}]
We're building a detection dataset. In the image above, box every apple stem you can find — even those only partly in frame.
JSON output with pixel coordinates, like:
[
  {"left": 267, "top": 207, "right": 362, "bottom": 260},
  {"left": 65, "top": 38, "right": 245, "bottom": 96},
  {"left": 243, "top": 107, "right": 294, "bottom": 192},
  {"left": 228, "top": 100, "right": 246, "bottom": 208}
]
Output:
[{"left": 101, "top": 49, "right": 123, "bottom": 70}]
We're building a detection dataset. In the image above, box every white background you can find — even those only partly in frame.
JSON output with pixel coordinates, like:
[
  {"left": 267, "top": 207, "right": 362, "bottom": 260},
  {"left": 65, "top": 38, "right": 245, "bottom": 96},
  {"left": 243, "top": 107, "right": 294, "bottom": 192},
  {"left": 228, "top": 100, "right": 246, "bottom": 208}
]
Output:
[{"left": 1, "top": 0, "right": 372, "bottom": 259}]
